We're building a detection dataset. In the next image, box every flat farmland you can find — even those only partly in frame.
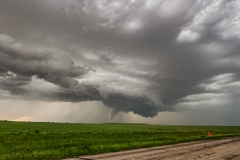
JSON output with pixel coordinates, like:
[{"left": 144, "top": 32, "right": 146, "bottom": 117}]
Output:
[{"left": 1, "top": 121, "right": 240, "bottom": 160}]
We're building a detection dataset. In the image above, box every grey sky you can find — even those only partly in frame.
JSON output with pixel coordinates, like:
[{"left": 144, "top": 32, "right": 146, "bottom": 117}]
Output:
[{"left": 0, "top": 0, "right": 240, "bottom": 125}]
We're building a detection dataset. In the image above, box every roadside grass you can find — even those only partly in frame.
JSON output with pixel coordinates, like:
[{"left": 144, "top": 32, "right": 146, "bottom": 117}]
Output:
[{"left": 1, "top": 121, "right": 240, "bottom": 160}]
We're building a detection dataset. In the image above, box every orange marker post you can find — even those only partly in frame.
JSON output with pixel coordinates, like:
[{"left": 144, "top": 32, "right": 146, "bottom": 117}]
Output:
[{"left": 208, "top": 132, "right": 212, "bottom": 137}]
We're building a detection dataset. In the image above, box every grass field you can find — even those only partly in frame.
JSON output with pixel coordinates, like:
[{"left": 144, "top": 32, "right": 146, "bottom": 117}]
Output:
[{"left": 1, "top": 121, "right": 240, "bottom": 160}]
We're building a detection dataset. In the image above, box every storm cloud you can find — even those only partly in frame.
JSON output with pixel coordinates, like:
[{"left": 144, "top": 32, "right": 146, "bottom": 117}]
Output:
[{"left": 0, "top": 0, "right": 240, "bottom": 122}]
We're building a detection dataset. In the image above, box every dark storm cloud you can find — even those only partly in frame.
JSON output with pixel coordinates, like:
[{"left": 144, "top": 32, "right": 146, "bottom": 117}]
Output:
[
  {"left": 0, "top": 33, "right": 165, "bottom": 117},
  {"left": 39, "top": 89, "right": 165, "bottom": 118},
  {"left": 0, "top": 0, "right": 240, "bottom": 118},
  {"left": 0, "top": 72, "right": 31, "bottom": 95},
  {"left": 102, "top": 95, "right": 168, "bottom": 118},
  {"left": 0, "top": 34, "right": 88, "bottom": 89}
]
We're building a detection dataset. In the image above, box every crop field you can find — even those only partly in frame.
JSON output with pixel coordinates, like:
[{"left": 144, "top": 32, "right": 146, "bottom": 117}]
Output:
[{"left": 1, "top": 121, "right": 240, "bottom": 160}]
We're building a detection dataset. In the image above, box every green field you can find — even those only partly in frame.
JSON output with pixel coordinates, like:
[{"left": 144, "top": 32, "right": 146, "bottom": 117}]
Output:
[{"left": 1, "top": 121, "right": 240, "bottom": 160}]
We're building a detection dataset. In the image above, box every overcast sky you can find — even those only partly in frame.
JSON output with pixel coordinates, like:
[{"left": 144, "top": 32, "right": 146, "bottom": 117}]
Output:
[{"left": 0, "top": 0, "right": 240, "bottom": 125}]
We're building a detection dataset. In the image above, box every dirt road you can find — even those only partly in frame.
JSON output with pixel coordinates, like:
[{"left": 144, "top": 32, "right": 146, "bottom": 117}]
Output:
[{"left": 64, "top": 136, "right": 240, "bottom": 160}]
